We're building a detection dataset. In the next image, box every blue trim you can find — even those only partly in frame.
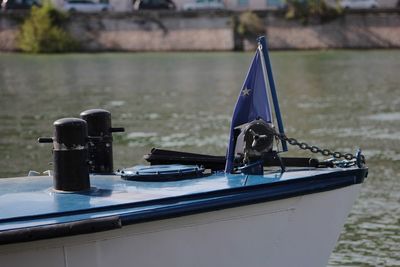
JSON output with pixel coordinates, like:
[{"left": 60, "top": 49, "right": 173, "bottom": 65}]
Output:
[
  {"left": 0, "top": 168, "right": 366, "bottom": 244},
  {"left": 258, "top": 36, "right": 288, "bottom": 151},
  {"left": 0, "top": 169, "right": 365, "bottom": 225},
  {"left": 121, "top": 174, "right": 361, "bottom": 225}
]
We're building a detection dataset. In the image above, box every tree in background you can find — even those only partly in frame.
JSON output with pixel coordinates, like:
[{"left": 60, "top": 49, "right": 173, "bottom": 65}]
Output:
[
  {"left": 18, "top": 1, "right": 78, "bottom": 53},
  {"left": 233, "top": 11, "right": 265, "bottom": 51},
  {"left": 237, "top": 11, "right": 265, "bottom": 40},
  {"left": 285, "top": 0, "right": 342, "bottom": 24}
]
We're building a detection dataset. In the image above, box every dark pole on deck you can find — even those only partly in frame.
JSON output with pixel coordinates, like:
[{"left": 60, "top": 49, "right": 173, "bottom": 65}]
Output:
[{"left": 258, "top": 36, "right": 288, "bottom": 152}]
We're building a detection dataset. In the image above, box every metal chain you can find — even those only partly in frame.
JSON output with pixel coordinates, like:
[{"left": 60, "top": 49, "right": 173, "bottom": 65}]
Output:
[{"left": 271, "top": 131, "right": 355, "bottom": 160}]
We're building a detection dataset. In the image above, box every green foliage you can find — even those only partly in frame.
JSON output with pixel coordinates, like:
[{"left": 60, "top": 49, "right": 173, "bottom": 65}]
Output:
[
  {"left": 237, "top": 11, "right": 265, "bottom": 39},
  {"left": 285, "top": 0, "right": 342, "bottom": 25},
  {"left": 18, "top": 2, "right": 79, "bottom": 53}
]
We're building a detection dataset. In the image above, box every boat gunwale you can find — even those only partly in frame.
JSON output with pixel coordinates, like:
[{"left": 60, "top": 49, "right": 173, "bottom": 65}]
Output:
[{"left": 0, "top": 167, "right": 367, "bottom": 245}]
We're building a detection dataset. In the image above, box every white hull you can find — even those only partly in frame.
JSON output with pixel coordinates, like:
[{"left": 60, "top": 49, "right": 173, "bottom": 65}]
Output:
[{"left": 0, "top": 184, "right": 361, "bottom": 267}]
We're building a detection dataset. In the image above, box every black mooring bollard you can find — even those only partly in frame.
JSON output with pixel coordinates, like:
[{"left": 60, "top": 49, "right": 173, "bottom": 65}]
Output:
[
  {"left": 39, "top": 118, "right": 90, "bottom": 192},
  {"left": 80, "top": 109, "right": 124, "bottom": 174}
]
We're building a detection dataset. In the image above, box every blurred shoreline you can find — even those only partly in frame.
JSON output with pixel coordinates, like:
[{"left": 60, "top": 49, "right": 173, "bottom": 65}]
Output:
[{"left": 1, "top": 9, "right": 400, "bottom": 52}]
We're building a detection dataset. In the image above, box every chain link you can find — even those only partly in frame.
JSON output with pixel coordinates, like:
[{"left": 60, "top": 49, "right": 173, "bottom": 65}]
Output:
[{"left": 271, "top": 131, "right": 355, "bottom": 160}]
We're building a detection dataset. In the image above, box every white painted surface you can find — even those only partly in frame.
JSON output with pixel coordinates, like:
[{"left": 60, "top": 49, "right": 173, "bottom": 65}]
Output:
[
  {"left": 0, "top": 184, "right": 361, "bottom": 267},
  {"left": 108, "top": 0, "right": 133, "bottom": 12}
]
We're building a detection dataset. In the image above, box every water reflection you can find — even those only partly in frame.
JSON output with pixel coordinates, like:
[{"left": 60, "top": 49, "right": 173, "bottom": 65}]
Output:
[{"left": 0, "top": 51, "right": 399, "bottom": 266}]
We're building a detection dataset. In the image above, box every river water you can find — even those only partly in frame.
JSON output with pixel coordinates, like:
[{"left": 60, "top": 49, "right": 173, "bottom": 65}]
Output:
[{"left": 0, "top": 51, "right": 399, "bottom": 266}]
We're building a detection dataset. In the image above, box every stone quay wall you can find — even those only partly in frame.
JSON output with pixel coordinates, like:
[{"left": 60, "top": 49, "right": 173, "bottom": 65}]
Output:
[
  {"left": 67, "top": 12, "right": 234, "bottom": 51},
  {"left": 0, "top": 10, "right": 399, "bottom": 52},
  {"left": 264, "top": 11, "right": 400, "bottom": 50}
]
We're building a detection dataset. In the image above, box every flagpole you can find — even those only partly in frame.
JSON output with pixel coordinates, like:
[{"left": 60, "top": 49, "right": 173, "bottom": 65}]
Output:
[{"left": 257, "top": 36, "right": 288, "bottom": 152}]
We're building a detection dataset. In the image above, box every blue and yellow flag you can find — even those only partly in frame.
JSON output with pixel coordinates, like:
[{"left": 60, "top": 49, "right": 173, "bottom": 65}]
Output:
[{"left": 225, "top": 47, "right": 272, "bottom": 173}]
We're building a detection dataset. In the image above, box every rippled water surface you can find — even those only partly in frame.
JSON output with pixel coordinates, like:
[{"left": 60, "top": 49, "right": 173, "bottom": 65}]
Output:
[{"left": 0, "top": 51, "right": 399, "bottom": 266}]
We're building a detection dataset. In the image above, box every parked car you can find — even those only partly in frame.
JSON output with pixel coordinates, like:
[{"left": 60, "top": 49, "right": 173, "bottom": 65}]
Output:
[
  {"left": 133, "top": 0, "right": 176, "bottom": 10},
  {"left": 182, "top": 0, "right": 225, "bottom": 10},
  {"left": 339, "top": 0, "right": 378, "bottom": 9},
  {"left": 63, "top": 0, "right": 111, "bottom": 13},
  {"left": 1, "top": 0, "right": 40, "bottom": 10}
]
